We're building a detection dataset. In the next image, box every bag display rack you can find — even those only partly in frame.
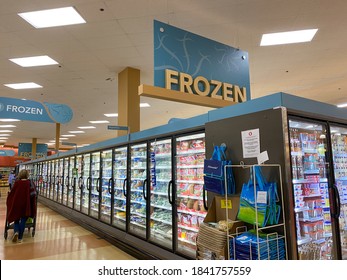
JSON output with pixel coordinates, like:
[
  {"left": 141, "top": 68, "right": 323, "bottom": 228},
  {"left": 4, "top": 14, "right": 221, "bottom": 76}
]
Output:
[{"left": 224, "top": 164, "right": 288, "bottom": 260}]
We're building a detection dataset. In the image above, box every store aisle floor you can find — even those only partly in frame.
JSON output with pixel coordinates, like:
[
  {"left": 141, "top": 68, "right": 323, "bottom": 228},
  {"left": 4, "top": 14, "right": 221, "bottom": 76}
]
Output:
[{"left": 0, "top": 188, "right": 136, "bottom": 260}]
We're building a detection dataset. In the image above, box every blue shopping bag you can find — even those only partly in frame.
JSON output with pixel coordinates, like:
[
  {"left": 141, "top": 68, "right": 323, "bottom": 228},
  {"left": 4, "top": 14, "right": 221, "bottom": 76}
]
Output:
[
  {"left": 203, "top": 145, "right": 235, "bottom": 195},
  {"left": 237, "top": 166, "right": 280, "bottom": 227}
]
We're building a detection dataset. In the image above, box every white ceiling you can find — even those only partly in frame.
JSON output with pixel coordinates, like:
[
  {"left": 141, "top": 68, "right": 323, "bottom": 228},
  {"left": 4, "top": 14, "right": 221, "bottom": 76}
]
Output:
[{"left": 1, "top": 0, "right": 347, "bottom": 149}]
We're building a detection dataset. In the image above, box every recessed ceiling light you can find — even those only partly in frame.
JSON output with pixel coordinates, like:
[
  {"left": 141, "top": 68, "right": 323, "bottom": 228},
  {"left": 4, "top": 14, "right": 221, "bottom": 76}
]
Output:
[
  {"left": 140, "top": 103, "right": 151, "bottom": 108},
  {"left": 0, "top": 130, "right": 13, "bottom": 133},
  {"left": 18, "top": 7, "right": 86, "bottom": 29},
  {"left": 0, "top": 125, "right": 16, "bottom": 128},
  {"left": 78, "top": 126, "right": 96, "bottom": 129},
  {"left": 0, "top": 119, "right": 20, "bottom": 122},
  {"left": 89, "top": 120, "right": 109, "bottom": 124},
  {"left": 337, "top": 103, "right": 347, "bottom": 108},
  {"left": 260, "top": 29, "right": 318, "bottom": 46},
  {"left": 9, "top": 55, "right": 58, "bottom": 67},
  {"left": 104, "top": 113, "right": 119, "bottom": 117},
  {"left": 68, "top": 131, "right": 85, "bottom": 134},
  {"left": 4, "top": 82, "right": 42, "bottom": 89},
  {"left": 61, "top": 134, "right": 76, "bottom": 137}
]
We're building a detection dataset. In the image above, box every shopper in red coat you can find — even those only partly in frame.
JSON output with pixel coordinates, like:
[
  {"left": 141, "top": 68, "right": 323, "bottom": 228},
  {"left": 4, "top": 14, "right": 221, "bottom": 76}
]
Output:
[{"left": 6, "top": 169, "right": 37, "bottom": 243}]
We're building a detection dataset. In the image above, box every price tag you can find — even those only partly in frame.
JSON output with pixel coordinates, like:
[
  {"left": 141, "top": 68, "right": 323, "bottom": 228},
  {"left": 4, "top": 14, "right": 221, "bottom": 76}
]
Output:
[
  {"left": 257, "top": 191, "right": 267, "bottom": 204},
  {"left": 221, "top": 199, "right": 232, "bottom": 209}
]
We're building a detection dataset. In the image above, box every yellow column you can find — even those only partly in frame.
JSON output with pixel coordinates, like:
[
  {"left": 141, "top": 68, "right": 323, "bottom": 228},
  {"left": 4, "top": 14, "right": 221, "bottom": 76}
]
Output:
[
  {"left": 31, "top": 138, "right": 37, "bottom": 160},
  {"left": 118, "top": 67, "right": 140, "bottom": 136},
  {"left": 55, "top": 123, "right": 60, "bottom": 152}
]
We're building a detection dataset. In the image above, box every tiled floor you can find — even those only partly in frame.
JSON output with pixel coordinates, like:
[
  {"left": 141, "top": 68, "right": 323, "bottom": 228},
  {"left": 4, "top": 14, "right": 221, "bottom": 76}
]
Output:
[{"left": 0, "top": 188, "right": 136, "bottom": 260}]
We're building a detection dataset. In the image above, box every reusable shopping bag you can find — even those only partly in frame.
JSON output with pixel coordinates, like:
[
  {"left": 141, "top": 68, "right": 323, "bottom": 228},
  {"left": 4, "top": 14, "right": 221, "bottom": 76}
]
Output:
[
  {"left": 203, "top": 144, "right": 235, "bottom": 195},
  {"left": 237, "top": 166, "right": 280, "bottom": 227}
]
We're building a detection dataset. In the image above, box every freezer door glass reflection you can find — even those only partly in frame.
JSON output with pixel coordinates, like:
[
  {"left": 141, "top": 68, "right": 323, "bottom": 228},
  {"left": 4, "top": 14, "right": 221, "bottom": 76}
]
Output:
[
  {"left": 74, "top": 155, "right": 83, "bottom": 211},
  {"left": 90, "top": 152, "right": 101, "bottom": 219},
  {"left": 289, "top": 120, "right": 334, "bottom": 260},
  {"left": 100, "top": 149, "right": 113, "bottom": 223},
  {"left": 129, "top": 143, "right": 147, "bottom": 238},
  {"left": 81, "top": 154, "right": 91, "bottom": 215},
  {"left": 330, "top": 126, "right": 347, "bottom": 260},
  {"left": 149, "top": 139, "right": 173, "bottom": 250},
  {"left": 175, "top": 133, "right": 206, "bottom": 258},
  {"left": 113, "top": 146, "right": 127, "bottom": 230}
]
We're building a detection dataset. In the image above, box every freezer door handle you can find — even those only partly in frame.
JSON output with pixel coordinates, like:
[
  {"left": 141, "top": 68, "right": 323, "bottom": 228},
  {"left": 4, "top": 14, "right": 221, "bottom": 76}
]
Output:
[
  {"left": 65, "top": 176, "right": 69, "bottom": 187},
  {"left": 332, "top": 184, "right": 341, "bottom": 219},
  {"left": 143, "top": 179, "right": 148, "bottom": 200},
  {"left": 203, "top": 185, "right": 208, "bottom": 211},
  {"left": 78, "top": 176, "right": 83, "bottom": 189},
  {"left": 168, "top": 180, "right": 173, "bottom": 205},
  {"left": 108, "top": 178, "right": 113, "bottom": 194},
  {"left": 96, "top": 178, "right": 101, "bottom": 192},
  {"left": 86, "top": 177, "right": 91, "bottom": 190},
  {"left": 122, "top": 178, "right": 127, "bottom": 197}
]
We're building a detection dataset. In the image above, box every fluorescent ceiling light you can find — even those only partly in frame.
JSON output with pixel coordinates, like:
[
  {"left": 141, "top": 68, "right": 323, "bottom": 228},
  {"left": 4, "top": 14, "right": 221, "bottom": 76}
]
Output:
[
  {"left": 61, "top": 134, "right": 75, "bottom": 137},
  {"left": 104, "top": 113, "right": 118, "bottom": 117},
  {"left": 337, "top": 103, "right": 347, "bottom": 108},
  {"left": 59, "top": 138, "right": 69, "bottom": 140},
  {"left": 46, "top": 143, "right": 55, "bottom": 145},
  {"left": 0, "top": 125, "right": 16, "bottom": 128},
  {"left": 0, "top": 134, "right": 11, "bottom": 137},
  {"left": 260, "top": 29, "right": 318, "bottom": 46},
  {"left": 0, "top": 119, "right": 20, "bottom": 122},
  {"left": 18, "top": 7, "right": 86, "bottom": 28},
  {"left": 49, "top": 140, "right": 56, "bottom": 143},
  {"left": 0, "top": 137, "right": 8, "bottom": 140},
  {"left": 0, "top": 130, "right": 13, "bottom": 133},
  {"left": 140, "top": 103, "right": 151, "bottom": 108},
  {"left": 9, "top": 55, "right": 58, "bottom": 67},
  {"left": 89, "top": 120, "right": 109, "bottom": 124},
  {"left": 68, "top": 130, "right": 85, "bottom": 134},
  {"left": 4, "top": 82, "right": 42, "bottom": 89},
  {"left": 78, "top": 126, "right": 96, "bottom": 129}
]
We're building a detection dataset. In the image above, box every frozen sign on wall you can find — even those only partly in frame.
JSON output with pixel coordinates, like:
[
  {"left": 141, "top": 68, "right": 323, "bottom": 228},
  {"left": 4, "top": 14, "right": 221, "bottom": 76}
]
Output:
[
  {"left": 241, "top": 128, "right": 260, "bottom": 158},
  {"left": 0, "top": 97, "right": 73, "bottom": 124},
  {"left": 154, "top": 20, "right": 251, "bottom": 103}
]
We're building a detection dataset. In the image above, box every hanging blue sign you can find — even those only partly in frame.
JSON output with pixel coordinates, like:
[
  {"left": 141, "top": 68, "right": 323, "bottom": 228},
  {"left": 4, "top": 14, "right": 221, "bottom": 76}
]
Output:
[
  {"left": 0, "top": 149, "right": 15, "bottom": 156},
  {"left": 0, "top": 97, "right": 73, "bottom": 124},
  {"left": 154, "top": 20, "right": 250, "bottom": 102},
  {"left": 18, "top": 143, "right": 48, "bottom": 158}
]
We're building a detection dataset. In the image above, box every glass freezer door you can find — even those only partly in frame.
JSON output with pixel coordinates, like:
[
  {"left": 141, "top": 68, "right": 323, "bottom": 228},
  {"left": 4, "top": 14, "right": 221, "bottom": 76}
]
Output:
[
  {"left": 57, "top": 158, "right": 64, "bottom": 203},
  {"left": 74, "top": 155, "right": 83, "bottom": 211},
  {"left": 100, "top": 149, "right": 113, "bottom": 224},
  {"left": 330, "top": 125, "right": 347, "bottom": 259},
  {"left": 42, "top": 162, "right": 48, "bottom": 197},
  {"left": 81, "top": 154, "right": 91, "bottom": 215},
  {"left": 175, "top": 133, "right": 207, "bottom": 258},
  {"left": 112, "top": 146, "right": 128, "bottom": 230},
  {"left": 149, "top": 139, "right": 173, "bottom": 250},
  {"left": 90, "top": 151, "right": 101, "bottom": 219},
  {"left": 68, "top": 157, "right": 76, "bottom": 208},
  {"left": 63, "top": 158, "right": 70, "bottom": 206},
  {"left": 129, "top": 143, "right": 147, "bottom": 239},
  {"left": 289, "top": 119, "right": 334, "bottom": 260}
]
